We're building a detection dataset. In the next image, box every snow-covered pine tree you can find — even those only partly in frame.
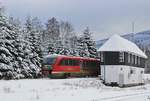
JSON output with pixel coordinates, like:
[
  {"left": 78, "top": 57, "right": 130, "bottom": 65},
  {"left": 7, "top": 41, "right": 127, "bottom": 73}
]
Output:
[
  {"left": 8, "top": 16, "right": 25, "bottom": 79},
  {"left": 24, "top": 16, "right": 42, "bottom": 78},
  {"left": 44, "top": 17, "right": 60, "bottom": 54},
  {"left": 77, "top": 36, "right": 89, "bottom": 57},
  {"left": 30, "top": 17, "right": 43, "bottom": 59},
  {"left": 82, "top": 27, "right": 98, "bottom": 58},
  {"left": 0, "top": 9, "right": 25, "bottom": 79},
  {"left": 8, "top": 16, "right": 41, "bottom": 79},
  {"left": 0, "top": 13, "right": 13, "bottom": 79}
]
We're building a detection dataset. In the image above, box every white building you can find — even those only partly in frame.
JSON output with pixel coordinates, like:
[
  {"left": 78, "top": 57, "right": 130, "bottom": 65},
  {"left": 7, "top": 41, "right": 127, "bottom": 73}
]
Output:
[{"left": 98, "top": 34, "right": 147, "bottom": 87}]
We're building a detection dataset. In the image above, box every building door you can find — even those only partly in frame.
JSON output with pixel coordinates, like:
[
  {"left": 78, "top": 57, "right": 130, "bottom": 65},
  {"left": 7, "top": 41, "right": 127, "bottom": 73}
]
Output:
[{"left": 119, "top": 73, "right": 124, "bottom": 87}]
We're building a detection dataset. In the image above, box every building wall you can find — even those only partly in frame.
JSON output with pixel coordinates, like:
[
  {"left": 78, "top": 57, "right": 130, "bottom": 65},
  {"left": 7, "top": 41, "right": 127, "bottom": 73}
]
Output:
[
  {"left": 99, "top": 51, "right": 146, "bottom": 86},
  {"left": 101, "top": 65, "right": 144, "bottom": 86}
]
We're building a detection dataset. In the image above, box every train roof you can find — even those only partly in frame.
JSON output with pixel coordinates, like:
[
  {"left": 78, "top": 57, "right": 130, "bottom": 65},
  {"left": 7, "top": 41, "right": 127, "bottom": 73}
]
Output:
[
  {"left": 43, "top": 54, "right": 64, "bottom": 58},
  {"left": 44, "top": 54, "right": 99, "bottom": 61},
  {"left": 98, "top": 34, "right": 147, "bottom": 58}
]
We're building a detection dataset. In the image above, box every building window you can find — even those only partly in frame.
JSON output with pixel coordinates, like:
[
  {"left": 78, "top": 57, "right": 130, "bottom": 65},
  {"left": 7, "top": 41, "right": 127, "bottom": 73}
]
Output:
[
  {"left": 130, "top": 68, "right": 135, "bottom": 74},
  {"left": 119, "top": 52, "right": 124, "bottom": 62},
  {"left": 141, "top": 71, "right": 143, "bottom": 74},
  {"left": 130, "top": 69, "right": 133, "bottom": 74}
]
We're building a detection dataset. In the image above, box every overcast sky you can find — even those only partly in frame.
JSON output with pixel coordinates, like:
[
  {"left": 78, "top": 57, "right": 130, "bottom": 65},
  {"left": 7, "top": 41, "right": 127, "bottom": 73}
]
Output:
[{"left": 1, "top": 0, "right": 150, "bottom": 40}]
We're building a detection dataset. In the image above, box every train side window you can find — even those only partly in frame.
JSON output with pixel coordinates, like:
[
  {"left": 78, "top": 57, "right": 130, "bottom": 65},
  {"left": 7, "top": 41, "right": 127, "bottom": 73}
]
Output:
[
  {"left": 64, "top": 60, "right": 68, "bottom": 65},
  {"left": 76, "top": 60, "right": 80, "bottom": 65},
  {"left": 59, "top": 59, "right": 65, "bottom": 65},
  {"left": 83, "top": 61, "right": 86, "bottom": 68},
  {"left": 88, "top": 61, "right": 91, "bottom": 68},
  {"left": 87, "top": 61, "right": 90, "bottom": 68},
  {"left": 91, "top": 61, "right": 94, "bottom": 67},
  {"left": 60, "top": 59, "right": 80, "bottom": 66},
  {"left": 88, "top": 61, "right": 93, "bottom": 68},
  {"left": 59, "top": 59, "right": 69, "bottom": 66},
  {"left": 71, "top": 60, "right": 75, "bottom": 66},
  {"left": 68, "top": 59, "right": 72, "bottom": 66},
  {"left": 72, "top": 60, "right": 79, "bottom": 66},
  {"left": 93, "top": 61, "right": 97, "bottom": 67}
]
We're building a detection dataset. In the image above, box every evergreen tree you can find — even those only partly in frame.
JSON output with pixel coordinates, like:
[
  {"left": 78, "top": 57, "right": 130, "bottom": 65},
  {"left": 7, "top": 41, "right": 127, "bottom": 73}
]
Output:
[
  {"left": 44, "top": 17, "right": 60, "bottom": 54},
  {"left": 7, "top": 16, "right": 42, "bottom": 79},
  {"left": 77, "top": 36, "right": 89, "bottom": 57},
  {"left": 81, "top": 27, "right": 98, "bottom": 58},
  {"left": 8, "top": 16, "right": 25, "bottom": 79},
  {"left": 0, "top": 14, "right": 13, "bottom": 79},
  {"left": 0, "top": 10, "right": 25, "bottom": 79},
  {"left": 30, "top": 17, "right": 43, "bottom": 59},
  {"left": 24, "top": 16, "right": 42, "bottom": 78}
]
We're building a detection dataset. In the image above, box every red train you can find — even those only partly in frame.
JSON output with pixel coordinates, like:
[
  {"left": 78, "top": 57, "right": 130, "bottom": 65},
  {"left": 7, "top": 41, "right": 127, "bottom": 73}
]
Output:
[{"left": 42, "top": 54, "right": 100, "bottom": 78}]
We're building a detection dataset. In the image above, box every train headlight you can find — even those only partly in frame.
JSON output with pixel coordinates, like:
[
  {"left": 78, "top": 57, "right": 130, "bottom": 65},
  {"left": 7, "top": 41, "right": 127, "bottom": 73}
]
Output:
[{"left": 43, "top": 65, "right": 52, "bottom": 70}]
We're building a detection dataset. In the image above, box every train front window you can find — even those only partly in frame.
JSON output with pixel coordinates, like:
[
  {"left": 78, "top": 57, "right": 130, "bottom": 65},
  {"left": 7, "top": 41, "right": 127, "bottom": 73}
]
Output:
[{"left": 43, "top": 57, "right": 56, "bottom": 65}]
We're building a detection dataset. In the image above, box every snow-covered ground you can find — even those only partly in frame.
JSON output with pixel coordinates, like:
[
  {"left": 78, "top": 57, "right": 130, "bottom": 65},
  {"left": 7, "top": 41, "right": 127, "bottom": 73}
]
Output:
[{"left": 0, "top": 75, "right": 150, "bottom": 101}]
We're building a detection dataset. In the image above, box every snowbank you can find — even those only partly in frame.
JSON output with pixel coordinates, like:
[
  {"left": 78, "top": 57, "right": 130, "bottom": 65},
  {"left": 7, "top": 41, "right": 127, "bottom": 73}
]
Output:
[
  {"left": 144, "top": 74, "right": 150, "bottom": 84},
  {"left": 0, "top": 78, "right": 150, "bottom": 101}
]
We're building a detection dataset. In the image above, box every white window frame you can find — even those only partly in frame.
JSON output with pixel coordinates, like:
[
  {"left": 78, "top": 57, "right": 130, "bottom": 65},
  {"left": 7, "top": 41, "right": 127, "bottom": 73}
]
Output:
[
  {"left": 138, "top": 57, "right": 140, "bottom": 65},
  {"left": 135, "top": 56, "right": 137, "bottom": 65},
  {"left": 119, "top": 52, "right": 124, "bottom": 62},
  {"left": 100, "top": 52, "right": 104, "bottom": 62},
  {"left": 128, "top": 53, "right": 130, "bottom": 63}
]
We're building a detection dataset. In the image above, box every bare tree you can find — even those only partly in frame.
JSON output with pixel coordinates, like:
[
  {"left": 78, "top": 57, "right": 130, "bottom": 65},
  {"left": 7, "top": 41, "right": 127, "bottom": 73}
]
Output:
[{"left": 60, "top": 21, "right": 75, "bottom": 48}]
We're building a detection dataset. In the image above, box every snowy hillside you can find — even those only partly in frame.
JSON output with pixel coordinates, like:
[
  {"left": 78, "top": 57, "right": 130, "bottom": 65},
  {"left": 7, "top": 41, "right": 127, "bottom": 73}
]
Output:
[
  {"left": 0, "top": 75, "right": 150, "bottom": 101},
  {"left": 96, "top": 30, "right": 150, "bottom": 48}
]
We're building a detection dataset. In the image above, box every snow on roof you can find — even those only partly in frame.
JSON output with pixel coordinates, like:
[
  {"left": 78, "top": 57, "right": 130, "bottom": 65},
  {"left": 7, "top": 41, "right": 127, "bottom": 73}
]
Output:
[{"left": 98, "top": 34, "right": 147, "bottom": 58}]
